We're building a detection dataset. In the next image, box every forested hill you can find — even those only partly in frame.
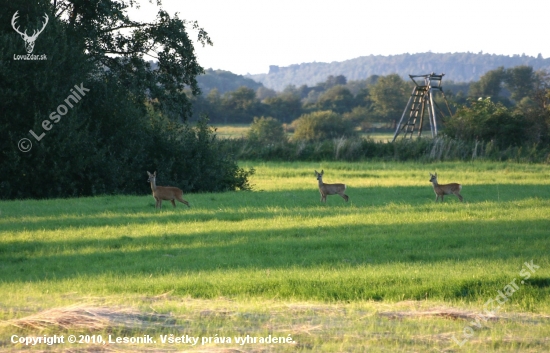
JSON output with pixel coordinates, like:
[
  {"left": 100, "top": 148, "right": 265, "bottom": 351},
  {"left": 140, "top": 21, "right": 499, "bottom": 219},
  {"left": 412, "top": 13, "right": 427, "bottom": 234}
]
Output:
[
  {"left": 247, "top": 52, "right": 550, "bottom": 91},
  {"left": 197, "top": 68, "right": 263, "bottom": 94}
]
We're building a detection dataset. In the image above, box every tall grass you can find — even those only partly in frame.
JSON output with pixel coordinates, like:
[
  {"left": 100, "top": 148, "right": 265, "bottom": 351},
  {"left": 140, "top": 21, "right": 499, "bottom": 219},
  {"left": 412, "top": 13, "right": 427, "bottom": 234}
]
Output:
[{"left": 219, "top": 136, "right": 550, "bottom": 163}]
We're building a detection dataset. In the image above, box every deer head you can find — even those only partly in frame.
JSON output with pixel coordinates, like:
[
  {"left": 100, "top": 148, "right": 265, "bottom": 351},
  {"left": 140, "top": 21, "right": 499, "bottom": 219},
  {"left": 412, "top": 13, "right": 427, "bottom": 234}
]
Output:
[
  {"left": 147, "top": 171, "right": 157, "bottom": 183},
  {"left": 315, "top": 170, "right": 324, "bottom": 182},
  {"left": 11, "top": 11, "right": 49, "bottom": 54}
]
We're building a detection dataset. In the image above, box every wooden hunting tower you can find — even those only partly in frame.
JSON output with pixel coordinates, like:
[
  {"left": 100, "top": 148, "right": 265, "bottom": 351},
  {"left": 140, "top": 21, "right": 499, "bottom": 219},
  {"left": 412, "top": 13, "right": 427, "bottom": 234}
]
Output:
[{"left": 392, "top": 73, "right": 452, "bottom": 142}]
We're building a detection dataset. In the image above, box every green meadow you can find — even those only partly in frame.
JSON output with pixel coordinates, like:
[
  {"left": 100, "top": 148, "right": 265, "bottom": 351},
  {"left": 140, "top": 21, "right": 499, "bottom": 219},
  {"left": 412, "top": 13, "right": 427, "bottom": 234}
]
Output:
[
  {"left": 0, "top": 161, "right": 549, "bottom": 352},
  {"left": 213, "top": 123, "right": 396, "bottom": 142}
]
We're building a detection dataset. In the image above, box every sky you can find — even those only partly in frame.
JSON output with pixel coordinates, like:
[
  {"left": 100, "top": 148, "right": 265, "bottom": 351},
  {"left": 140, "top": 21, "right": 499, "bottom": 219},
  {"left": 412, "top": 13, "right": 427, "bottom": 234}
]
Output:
[{"left": 128, "top": 0, "right": 550, "bottom": 75}]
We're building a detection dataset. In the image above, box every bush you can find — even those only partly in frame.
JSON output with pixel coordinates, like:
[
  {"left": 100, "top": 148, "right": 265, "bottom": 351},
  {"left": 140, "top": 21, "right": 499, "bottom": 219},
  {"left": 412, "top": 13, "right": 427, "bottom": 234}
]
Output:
[
  {"left": 218, "top": 136, "right": 550, "bottom": 163},
  {"left": 291, "top": 110, "right": 355, "bottom": 141},
  {"left": 247, "top": 116, "right": 287, "bottom": 144},
  {"left": 444, "top": 98, "right": 527, "bottom": 149}
]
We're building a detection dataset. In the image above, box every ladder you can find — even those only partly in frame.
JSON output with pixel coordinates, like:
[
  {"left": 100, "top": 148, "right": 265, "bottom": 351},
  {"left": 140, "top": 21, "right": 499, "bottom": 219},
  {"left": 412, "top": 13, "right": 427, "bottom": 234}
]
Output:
[{"left": 392, "top": 73, "right": 451, "bottom": 142}]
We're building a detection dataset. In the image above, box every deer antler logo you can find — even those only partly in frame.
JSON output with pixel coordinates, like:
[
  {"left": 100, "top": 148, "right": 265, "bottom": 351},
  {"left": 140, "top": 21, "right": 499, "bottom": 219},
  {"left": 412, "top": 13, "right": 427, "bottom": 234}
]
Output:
[{"left": 11, "top": 11, "right": 49, "bottom": 54}]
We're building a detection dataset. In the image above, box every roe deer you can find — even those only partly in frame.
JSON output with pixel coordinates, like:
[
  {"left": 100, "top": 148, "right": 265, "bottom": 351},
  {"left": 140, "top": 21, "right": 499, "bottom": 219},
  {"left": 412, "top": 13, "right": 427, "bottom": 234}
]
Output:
[
  {"left": 147, "top": 171, "right": 190, "bottom": 209},
  {"left": 429, "top": 172, "right": 463, "bottom": 202},
  {"left": 315, "top": 170, "right": 349, "bottom": 203}
]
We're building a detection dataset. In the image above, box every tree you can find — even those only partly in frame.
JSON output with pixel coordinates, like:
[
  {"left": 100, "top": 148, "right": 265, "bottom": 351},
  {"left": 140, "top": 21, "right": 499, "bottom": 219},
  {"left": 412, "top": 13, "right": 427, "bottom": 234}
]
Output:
[
  {"left": 316, "top": 85, "right": 355, "bottom": 114},
  {"left": 444, "top": 98, "right": 526, "bottom": 148},
  {"left": 369, "top": 74, "right": 411, "bottom": 123},
  {"left": 0, "top": 0, "right": 254, "bottom": 199},
  {"left": 247, "top": 116, "right": 287, "bottom": 144},
  {"left": 343, "top": 106, "right": 374, "bottom": 131},
  {"left": 53, "top": 0, "right": 212, "bottom": 121},
  {"left": 222, "top": 86, "right": 262, "bottom": 123},
  {"left": 292, "top": 110, "right": 355, "bottom": 141},
  {"left": 504, "top": 66, "right": 536, "bottom": 102},
  {"left": 256, "top": 86, "right": 277, "bottom": 101},
  {"left": 264, "top": 92, "right": 302, "bottom": 123},
  {"left": 469, "top": 67, "right": 506, "bottom": 98},
  {"left": 320, "top": 75, "right": 347, "bottom": 89}
]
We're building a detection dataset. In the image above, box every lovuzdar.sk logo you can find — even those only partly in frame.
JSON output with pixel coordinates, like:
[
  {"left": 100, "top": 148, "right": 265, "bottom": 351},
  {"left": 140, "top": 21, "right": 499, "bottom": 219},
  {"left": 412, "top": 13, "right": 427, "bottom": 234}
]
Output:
[{"left": 11, "top": 10, "right": 48, "bottom": 61}]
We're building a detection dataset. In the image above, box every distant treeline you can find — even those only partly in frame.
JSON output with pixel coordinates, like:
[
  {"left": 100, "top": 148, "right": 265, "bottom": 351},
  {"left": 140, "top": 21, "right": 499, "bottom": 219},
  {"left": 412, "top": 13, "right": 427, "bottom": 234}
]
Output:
[
  {"left": 189, "top": 65, "right": 545, "bottom": 128},
  {"left": 191, "top": 64, "right": 550, "bottom": 158},
  {"left": 247, "top": 52, "right": 550, "bottom": 91}
]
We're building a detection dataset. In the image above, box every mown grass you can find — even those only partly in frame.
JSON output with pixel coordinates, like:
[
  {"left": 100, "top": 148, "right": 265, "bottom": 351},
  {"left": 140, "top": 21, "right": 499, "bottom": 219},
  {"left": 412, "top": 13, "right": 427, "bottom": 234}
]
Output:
[{"left": 0, "top": 161, "right": 549, "bottom": 352}]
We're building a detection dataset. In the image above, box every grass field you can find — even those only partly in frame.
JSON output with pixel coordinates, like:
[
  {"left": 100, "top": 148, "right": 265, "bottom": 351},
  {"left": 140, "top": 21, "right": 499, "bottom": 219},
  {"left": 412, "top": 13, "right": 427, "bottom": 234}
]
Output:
[
  {"left": 0, "top": 161, "right": 549, "bottom": 352},
  {"left": 212, "top": 124, "right": 250, "bottom": 139},
  {"left": 212, "top": 123, "right": 395, "bottom": 142}
]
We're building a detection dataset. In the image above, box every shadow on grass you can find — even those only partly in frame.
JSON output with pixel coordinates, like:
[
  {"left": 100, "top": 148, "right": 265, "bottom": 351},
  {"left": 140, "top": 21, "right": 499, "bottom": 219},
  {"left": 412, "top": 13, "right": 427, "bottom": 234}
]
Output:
[{"left": 0, "top": 216, "right": 548, "bottom": 283}]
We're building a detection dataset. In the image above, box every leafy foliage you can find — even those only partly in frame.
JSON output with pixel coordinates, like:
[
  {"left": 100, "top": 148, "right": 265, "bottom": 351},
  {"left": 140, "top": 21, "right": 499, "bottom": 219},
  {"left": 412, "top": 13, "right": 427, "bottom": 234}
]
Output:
[
  {"left": 444, "top": 98, "right": 527, "bottom": 148},
  {"left": 291, "top": 110, "right": 356, "bottom": 141},
  {"left": 0, "top": 0, "right": 253, "bottom": 199},
  {"left": 247, "top": 116, "right": 287, "bottom": 144},
  {"left": 316, "top": 85, "right": 355, "bottom": 114},
  {"left": 55, "top": 0, "right": 212, "bottom": 121},
  {"left": 369, "top": 74, "right": 411, "bottom": 122},
  {"left": 197, "top": 68, "right": 263, "bottom": 95}
]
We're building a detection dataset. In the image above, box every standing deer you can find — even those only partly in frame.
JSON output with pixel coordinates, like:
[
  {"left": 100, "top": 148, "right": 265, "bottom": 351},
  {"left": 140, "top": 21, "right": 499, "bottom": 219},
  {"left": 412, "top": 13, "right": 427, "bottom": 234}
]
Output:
[
  {"left": 429, "top": 173, "right": 463, "bottom": 202},
  {"left": 147, "top": 171, "right": 190, "bottom": 209},
  {"left": 315, "top": 170, "right": 349, "bottom": 203}
]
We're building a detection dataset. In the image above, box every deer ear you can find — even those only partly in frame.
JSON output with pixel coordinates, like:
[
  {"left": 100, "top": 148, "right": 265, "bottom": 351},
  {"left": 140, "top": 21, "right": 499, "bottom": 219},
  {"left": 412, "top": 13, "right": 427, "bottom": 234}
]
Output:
[
  {"left": 321, "top": 170, "right": 324, "bottom": 175},
  {"left": 147, "top": 171, "right": 151, "bottom": 176},
  {"left": 154, "top": 171, "right": 157, "bottom": 176},
  {"left": 435, "top": 173, "right": 437, "bottom": 177}
]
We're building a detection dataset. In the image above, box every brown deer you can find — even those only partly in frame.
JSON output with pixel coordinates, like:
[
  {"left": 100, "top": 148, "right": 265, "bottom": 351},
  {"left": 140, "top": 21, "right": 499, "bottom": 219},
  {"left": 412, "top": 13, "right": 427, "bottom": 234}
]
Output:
[
  {"left": 315, "top": 170, "right": 349, "bottom": 203},
  {"left": 429, "top": 173, "right": 463, "bottom": 202},
  {"left": 147, "top": 171, "right": 190, "bottom": 209}
]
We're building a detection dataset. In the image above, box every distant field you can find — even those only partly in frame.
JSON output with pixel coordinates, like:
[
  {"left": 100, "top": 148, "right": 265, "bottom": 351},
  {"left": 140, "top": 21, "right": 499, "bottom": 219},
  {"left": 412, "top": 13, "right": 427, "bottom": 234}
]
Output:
[
  {"left": 213, "top": 123, "right": 397, "bottom": 142},
  {"left": 0, "top": 161, "right": 549, "bottom": 352},
  {"left": 363, "top": 131, "right": 395, "bottom": 142},
  {"left": 213, "top": 124, "right": 250, "bottom": 139}
]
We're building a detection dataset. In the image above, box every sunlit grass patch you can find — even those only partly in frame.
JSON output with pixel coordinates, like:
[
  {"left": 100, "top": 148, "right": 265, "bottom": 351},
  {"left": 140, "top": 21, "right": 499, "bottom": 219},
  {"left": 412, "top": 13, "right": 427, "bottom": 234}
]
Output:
[{"left": 0, "top": 161, "right": 549, "bottom": 351}]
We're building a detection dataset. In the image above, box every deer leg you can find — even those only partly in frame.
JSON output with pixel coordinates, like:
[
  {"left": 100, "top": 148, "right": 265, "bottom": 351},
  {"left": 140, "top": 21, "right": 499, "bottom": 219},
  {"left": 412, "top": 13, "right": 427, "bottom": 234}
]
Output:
[
  {"left": 177, "top": 196, "right": 190, "bottom": 207},
  {"left": 341, "top": 193, "right": 349, "bottom": 202},
  {"left": 171, "top": 199, "right": 176, "bottom": 208},
  {"left": 456, "top": 193, "right": 464, "bottom": 202}
]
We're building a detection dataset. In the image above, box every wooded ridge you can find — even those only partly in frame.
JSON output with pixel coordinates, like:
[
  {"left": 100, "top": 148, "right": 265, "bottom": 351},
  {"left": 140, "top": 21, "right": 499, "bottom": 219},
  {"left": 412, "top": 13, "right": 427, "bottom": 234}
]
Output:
[{"left": 247, "top": 52, "right": 550, "bottom": 91}]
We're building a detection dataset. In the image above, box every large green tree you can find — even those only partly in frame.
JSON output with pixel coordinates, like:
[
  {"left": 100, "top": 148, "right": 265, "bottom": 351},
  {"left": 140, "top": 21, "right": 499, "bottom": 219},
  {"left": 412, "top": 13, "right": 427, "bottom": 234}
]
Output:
[
  {"left": 54, "top": 0, "right": 212, "bottom": 120},
  {"left": 0, "top": 0, "right": 255, "bottom": 199},
  {"left": 504, "top": 65, "right": 537, "bottom": 102},
  {"left": 264, "top": 91, "right": 302, "bottom": 123},
  {"left": 444, "top": 98, "right": 526, "bottom": 148},
  {"left": 369, "top": 74, "right": 411, "bottom": 123},
  {"left": 291, "top": 110, "right": 355, "bottom": 141},
  {"left": 469, "top": 67, "right": 506, "bottom": 98},
  {"left": 316, "top": 85, "right": 355, "bottom": 114}
]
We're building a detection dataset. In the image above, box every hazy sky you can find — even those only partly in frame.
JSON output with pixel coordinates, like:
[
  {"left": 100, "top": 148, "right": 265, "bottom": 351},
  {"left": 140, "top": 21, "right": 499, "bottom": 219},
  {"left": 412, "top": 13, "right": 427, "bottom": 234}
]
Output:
[{"left": 129, "top": 0, "right": 549, "bottom": 75}]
